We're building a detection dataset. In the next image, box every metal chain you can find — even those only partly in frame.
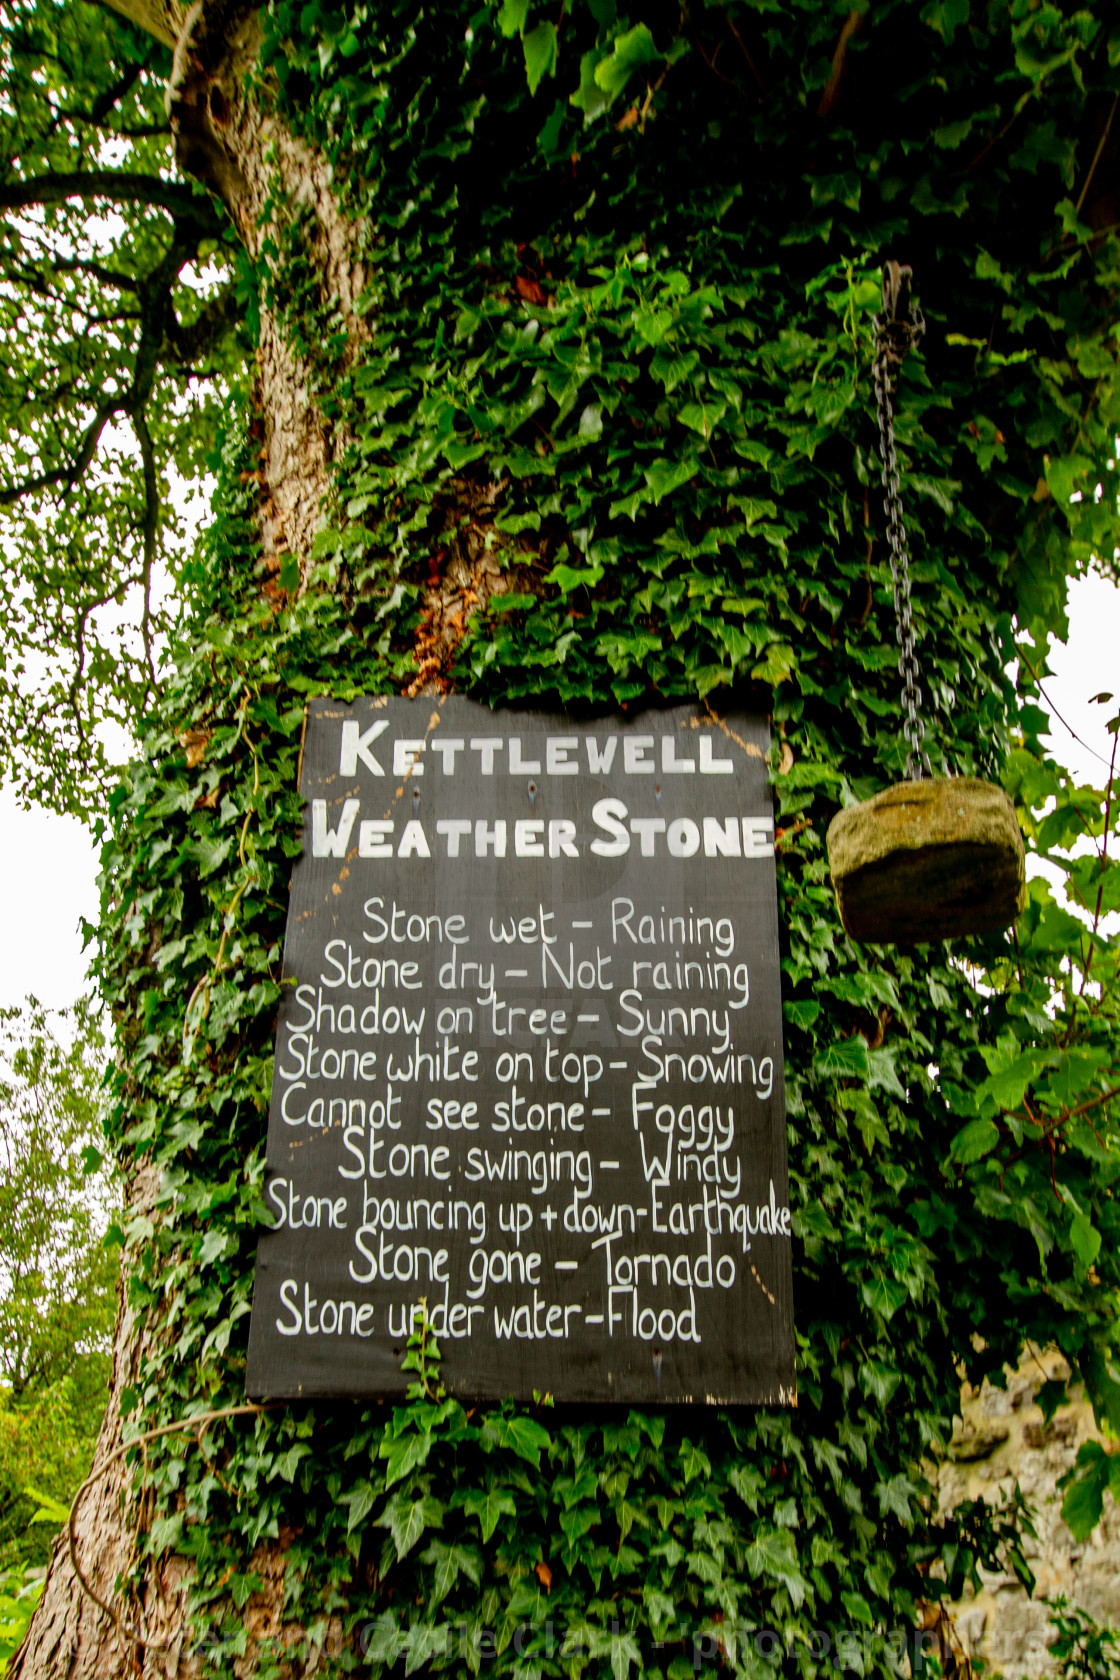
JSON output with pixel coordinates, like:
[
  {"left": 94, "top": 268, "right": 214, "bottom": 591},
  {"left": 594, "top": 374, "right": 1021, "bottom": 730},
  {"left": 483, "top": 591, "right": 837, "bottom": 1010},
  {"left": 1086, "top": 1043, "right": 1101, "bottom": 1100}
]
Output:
[{"left": 872, "top": 262, "right": 931, "bottom": 781}]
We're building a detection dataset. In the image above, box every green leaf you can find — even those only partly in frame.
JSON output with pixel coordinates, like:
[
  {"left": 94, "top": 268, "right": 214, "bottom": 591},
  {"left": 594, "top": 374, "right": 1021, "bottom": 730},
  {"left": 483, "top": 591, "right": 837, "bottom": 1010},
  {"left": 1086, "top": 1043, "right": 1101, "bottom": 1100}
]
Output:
[
  {"left": 342, "top": 1478, "right": 377, "bottom": 1533},
  {"left": 149, "top": 1511, "right": 184, "bottom": 1552},
  {"left": 498, "top": 0, "right": 530, "bottom": 37},
  {"left": 678, "top": 398, "right": 727, "bottom": 440},
  {"left": 377, "top": 1492, "right": 444, "bottom": 1560},
  {"left": 876, "top": 1473, "right": 918, "bottom": 1529},
  {"left": 459, "top": 1485, "right": 516, "bottom": 1543},
  {"left": 420, "top": 1539, "right": 481, "bottom": 1608},
  {"left": 815, "top": 1038, "right": 870, "bottom": 1082},
  {"left": 1070, "top": 1211, "right": 1102, "bottom": 1269},
  {"left": 24, "top": 1486, "right": 70, "bottom": 1525},
  {"left": 643, "top": 457, "right": 698, "bottom": 504},
  {"left": 522, "top": 22, "right": 557, "bottom": 94},
  {"left": 274, "top": 1444, "right": 310, "bottom": 1483},
  {"left": 859, "top": 1358, "right": 902, "bottom": 1406},
  {"left": 866, "top": 1047, "right": 906, "bottom": 1099},
  {"left": 841, "top": 1588, "right": 874, "bottom": 1626},
  {"left": 862, "top": 1275, "right": 908, "bottom": 1322},
  {"left": 949, "top": 1118, "right": 1000, "bottom": 1164},
  {"left": 571, "top": 48, "right": 612, "bottom": 120},
  {"left": 751, "top": 643, "right": 797, "bottom": 686},
  {"left": 593, "top": 24, "right": 660, "bottom": 103},
  {"left": 548, "top": 560, "right": 604, "bottom": 596},
  {"left": 1060, "top": 1442, "right": 1112, "bottom": 1541},
  {"left": 481, "top": 1413, "right": 552, "bottom": 1469},
  {"left": 1079, "top": 1347, "right": 1120, "bottom": 1437},
  {"left": 744, "top": 1528, "right": 807, "bottom": 1610},
  {"left": 379, "top": 1429, "right": 435, "bottom": 1488}
]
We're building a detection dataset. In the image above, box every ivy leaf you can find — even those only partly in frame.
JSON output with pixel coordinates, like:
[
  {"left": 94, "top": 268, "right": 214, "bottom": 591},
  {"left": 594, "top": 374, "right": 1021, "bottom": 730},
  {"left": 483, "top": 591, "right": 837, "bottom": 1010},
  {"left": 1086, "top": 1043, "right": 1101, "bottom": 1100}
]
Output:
[
  {"left": 187, "top": 834, "right": 234, "bottom": 877},
  {"left": 342, "top": 1478, "right": 377, "bottom": 1533},
  {"left": 642, "top": 1584, "right": 676, "bottom": 1636},
  {"left": 548, "top": 560, "right": 604, "bottom": 596},
  {"left": 815, "top": 1038, "right": 870, "bottom": 1082},
  {"left": 876, "top": 1473, "right": 918, "bottom": 1529},
  {"left": 1059, "top": 1441, "right": 1115, "bottom": 1540},
  {"left": 403, "top": 1622, "right": 445, "bottom": 1677},
  {"left": 274, "top": 1444, "right": 310, "bottom": 1483},
  {"left": 522, "top": 22, "right": 557, "bottom": 94},
  {"left": 862, "top": 1275, "right": 908, "bottom": 1322},
  {"left": 678, "top": 398, "right": 727, "bottom": 440},
  {"left": 377, "top": 1492, "right": 444, "bottom": 1560},
  {"left": 841, "top": 1588, "right": 874, "bottom": 1626},
  {"left": 751, "top": 643, "right": 797, "bottom": 686},
  {"left": 379, "top": 1429, "right": 436, "bottom": 1488},
  {"left": 949, "top": 1118, "right": 1000, "bottom": 1165},
  {"left": 608, "top": 1629, "right": 641, "bottom": 1680},
  {"left": 1070, "top": 1211, "right": 1102, "bottom": 1268},
  {"left": 362, "top": 1616, "right": 404, "bottom": 1667},
  {"left": 678, "top": 1438, "right": 711, "bottom": 1483},
  {"left": 920, "top": 0, "right": 969, "bottom": 42},
  {"left": 1079, "top": 1346, "right": 1120, "bottom": 1437},
  {"left": 571, "top": 48, "right": 611, "bottom": 121},
  {"left": 481, "top": 1413, "right": 552, "bottom": 1469},
  {"left": 498, "top": 0, "right": 530, "bottom": 37},
  {"left": 867, "top": 1047, "right": 906, "bottom": 1098},
  {"left": 859, "top": 1358, "right": 902, "bottom": 1406},
  {"left": 744, "top": 1527, "right": 807, "bottom": 1610},
  {"left": 149, "top": 1511, "right": 184, "bottom": 1552},
  {"left": 593, "top": 24, "right": 660, "bottom": 103},
  {"left": 198, "top": 1229, "right": 229, "bottom": 1266},
  {"left": 643, "top": 457, "right": 698, "bottom": 504},
  {"left": 420, "top": 1539, "right": 481, "bottom": 1607},
  {"left": 458, "top": 1485, "right": 516, "bottom": 1542}
]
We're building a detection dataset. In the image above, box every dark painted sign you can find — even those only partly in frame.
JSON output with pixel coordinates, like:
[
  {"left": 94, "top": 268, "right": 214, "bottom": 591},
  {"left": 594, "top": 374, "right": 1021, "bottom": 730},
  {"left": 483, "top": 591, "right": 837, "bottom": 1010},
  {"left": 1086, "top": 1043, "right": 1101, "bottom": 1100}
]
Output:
[{"left": 246, "top": 698, "right": 795, "bottom": 1403}]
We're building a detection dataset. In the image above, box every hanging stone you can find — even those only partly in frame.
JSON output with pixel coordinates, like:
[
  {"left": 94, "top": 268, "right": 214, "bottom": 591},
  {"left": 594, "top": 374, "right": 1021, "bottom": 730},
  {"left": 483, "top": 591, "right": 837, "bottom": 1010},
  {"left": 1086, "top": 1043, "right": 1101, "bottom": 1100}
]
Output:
[{"left": 826, "top": 776, "right": 1026, "bottom": 944}]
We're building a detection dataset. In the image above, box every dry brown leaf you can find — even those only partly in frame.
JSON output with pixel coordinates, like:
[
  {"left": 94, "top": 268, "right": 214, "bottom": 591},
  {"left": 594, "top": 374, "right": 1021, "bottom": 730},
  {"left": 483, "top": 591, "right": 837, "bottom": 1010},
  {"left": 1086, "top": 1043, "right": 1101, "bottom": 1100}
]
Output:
[{"left": 180, "top": 728, "right": 210, "bottom": 768}]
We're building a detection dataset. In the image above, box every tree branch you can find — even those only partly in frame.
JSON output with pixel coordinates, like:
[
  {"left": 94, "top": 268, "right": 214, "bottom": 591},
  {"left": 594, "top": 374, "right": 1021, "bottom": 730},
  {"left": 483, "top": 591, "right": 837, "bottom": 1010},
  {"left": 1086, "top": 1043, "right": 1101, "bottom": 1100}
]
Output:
[
  {"left": 0, "top": 399, "right": 123, "bottom": 505},
  {"left": 132, "top": 407, "right": 159, "bottom": 693},
  {"left": 50, "top": 60, "right": 149, "bottom": 135},
  {"left": 0, "top": 170, "right": 220, "bottom": 228},
  {"left": 164, "top": 278, "right": 236, "bottom": 367}
]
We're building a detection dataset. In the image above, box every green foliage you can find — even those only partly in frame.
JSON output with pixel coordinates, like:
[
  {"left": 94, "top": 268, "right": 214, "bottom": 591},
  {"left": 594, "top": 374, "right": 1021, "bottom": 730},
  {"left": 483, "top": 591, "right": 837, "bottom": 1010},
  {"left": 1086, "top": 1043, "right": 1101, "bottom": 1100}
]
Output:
[
  {"left": 0, "top": 1365, "right": 110, "bottom": 1571},
  {"left": 6, "top": 0, "right": 1119, "bottom": 1669},
  {"left": 0, "top": 998, "right": 118, "bottom": 1394},
  {"left": 0, "top": 0, "right": 240, "bottom": 814},
  {"left": 0, "top": 1564, "right": 45, "bottom": 1672},
  {"left": 1046, "top": 1594, "right": 1120, "bottom": 1680},
  {"left": 0, "top": 998, "right": 117, "bottom": 1575}
]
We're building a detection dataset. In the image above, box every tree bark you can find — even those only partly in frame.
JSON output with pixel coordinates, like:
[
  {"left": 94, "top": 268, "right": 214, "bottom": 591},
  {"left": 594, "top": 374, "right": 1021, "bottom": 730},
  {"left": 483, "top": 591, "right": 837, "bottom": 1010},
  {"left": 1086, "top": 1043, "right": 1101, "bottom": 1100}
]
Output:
[{"left": 12, "top": 4, "right": 345, "bottom": 1672}]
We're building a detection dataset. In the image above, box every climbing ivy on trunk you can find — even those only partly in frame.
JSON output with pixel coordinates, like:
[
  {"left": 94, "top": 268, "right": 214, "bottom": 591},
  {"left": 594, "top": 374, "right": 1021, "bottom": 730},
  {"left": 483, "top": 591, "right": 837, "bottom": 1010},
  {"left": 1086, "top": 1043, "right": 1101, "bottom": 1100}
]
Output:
[{"left": 14, "top": 0, "right": 1120, "bottom": 1675}]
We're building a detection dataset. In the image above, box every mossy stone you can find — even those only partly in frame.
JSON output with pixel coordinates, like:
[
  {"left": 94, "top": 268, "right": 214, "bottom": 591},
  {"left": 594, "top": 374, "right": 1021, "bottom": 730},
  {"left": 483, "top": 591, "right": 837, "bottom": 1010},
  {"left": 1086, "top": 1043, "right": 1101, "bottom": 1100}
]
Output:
[{"left": 825, "top": 777, "right": 1026, "bottom": 944}]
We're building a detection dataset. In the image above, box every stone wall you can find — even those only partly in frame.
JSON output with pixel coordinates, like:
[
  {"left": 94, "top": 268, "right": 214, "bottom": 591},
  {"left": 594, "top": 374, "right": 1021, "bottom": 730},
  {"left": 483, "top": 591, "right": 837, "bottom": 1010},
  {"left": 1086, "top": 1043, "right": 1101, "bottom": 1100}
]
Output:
[{"left": 939, "top": 1350, "right": 1120, "bottom": 1677}]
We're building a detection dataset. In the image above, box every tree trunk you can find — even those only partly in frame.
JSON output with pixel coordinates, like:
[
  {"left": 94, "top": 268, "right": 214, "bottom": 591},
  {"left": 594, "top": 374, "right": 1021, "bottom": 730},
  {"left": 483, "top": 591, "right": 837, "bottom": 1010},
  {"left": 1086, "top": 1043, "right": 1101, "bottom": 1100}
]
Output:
[
  {"left": 13, "top": 8, "right": 343, "bottom": 1672},
  {"left": 11, "top": 1, "right": 1118, "bottom": 1672}
]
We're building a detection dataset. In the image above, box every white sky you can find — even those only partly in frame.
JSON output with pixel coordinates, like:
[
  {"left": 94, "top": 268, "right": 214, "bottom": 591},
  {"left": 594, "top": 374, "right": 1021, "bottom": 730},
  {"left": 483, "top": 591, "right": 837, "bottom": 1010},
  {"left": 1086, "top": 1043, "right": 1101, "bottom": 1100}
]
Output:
[{"left": 0, "top": 571, "right": 1116, "bottom": 1012}]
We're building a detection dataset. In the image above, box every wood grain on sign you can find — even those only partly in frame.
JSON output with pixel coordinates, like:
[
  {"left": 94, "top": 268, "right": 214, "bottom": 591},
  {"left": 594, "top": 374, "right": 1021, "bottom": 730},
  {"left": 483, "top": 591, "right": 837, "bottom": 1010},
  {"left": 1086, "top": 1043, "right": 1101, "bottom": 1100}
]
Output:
[{"left": 246, "top": 699, "right": 796, "bottom": 1404}]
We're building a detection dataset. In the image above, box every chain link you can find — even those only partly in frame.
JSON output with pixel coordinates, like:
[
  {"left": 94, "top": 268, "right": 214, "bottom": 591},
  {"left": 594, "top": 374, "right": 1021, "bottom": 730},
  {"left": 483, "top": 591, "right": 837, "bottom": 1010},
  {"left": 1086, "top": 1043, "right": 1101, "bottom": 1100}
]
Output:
[{"left": 872, "top": 265, "right": 931, "bottom": 781}]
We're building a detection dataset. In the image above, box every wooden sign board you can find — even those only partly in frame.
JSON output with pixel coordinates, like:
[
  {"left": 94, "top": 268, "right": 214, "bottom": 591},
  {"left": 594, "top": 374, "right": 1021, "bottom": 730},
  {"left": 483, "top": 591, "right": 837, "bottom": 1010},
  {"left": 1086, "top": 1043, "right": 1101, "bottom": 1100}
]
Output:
[{"left": 246, "top": 698, "right": 796, "bottom": 1404}]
